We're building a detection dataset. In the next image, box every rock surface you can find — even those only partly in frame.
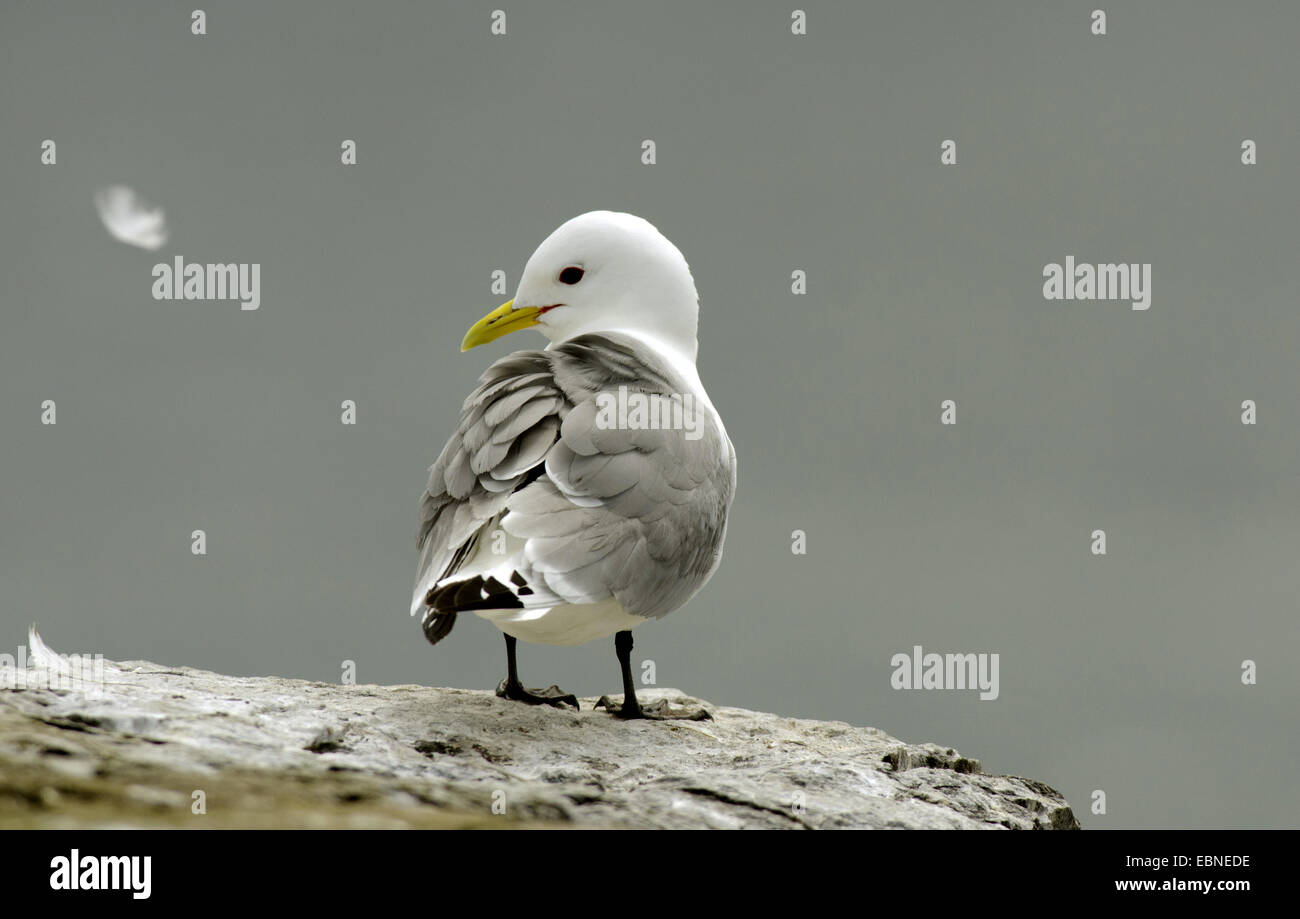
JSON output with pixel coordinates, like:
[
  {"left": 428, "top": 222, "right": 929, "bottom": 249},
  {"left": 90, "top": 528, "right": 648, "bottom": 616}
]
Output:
[{"left": 0, "top": 635, "right": 1078, "bottom": 829}]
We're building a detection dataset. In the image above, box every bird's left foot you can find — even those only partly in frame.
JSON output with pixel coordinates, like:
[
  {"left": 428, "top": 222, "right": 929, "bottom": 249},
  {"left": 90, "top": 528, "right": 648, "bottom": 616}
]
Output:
[{"left": 593, "top": 695, "right": 712, "bottom": 721}]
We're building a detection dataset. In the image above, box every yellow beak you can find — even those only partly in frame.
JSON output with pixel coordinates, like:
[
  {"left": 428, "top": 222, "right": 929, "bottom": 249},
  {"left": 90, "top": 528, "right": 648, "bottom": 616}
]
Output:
[{"left": 460, "top": 299, "right": 544, "bottom": 351}]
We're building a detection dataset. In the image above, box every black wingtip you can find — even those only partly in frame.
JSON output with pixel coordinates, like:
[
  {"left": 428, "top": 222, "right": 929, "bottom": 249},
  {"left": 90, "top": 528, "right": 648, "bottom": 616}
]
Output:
[{"left": 425, "top": 575, "right": 525, "bottom": 615}]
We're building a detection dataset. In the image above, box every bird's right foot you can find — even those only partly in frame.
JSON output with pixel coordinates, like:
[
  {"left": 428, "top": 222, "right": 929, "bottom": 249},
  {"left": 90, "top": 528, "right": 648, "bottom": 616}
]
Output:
[{"left": 495, "top": 678, "right": 579, "bottom": 710}]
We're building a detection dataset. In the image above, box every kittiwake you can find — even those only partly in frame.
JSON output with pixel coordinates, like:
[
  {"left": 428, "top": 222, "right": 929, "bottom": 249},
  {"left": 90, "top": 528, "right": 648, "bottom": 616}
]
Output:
[{"left": 411, "top": 210, "right": 736, "bottom": 720}]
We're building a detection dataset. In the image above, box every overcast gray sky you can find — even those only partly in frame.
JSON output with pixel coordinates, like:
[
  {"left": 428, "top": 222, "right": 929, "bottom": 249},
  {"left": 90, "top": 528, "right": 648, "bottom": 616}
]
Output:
[{"left": 2, "top": 1, "right": 1297, "bottom": 829}]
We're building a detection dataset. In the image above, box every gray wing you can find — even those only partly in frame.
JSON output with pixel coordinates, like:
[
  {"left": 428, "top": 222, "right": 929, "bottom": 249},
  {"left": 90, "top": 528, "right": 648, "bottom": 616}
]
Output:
[
  {"left": 413, "top": 333, "right": 736, "bottom": 641},
  {"left": 412, "top": 350, "right": 565, "bottom": 634},
  {"left": 505, "top": 335, "right": 735, "bottom": 619}
]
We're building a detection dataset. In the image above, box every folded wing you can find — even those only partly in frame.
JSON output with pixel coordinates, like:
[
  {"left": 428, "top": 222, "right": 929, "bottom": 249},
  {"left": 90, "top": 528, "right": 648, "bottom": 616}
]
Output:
[{"left": 412, "top": 334, "right": 734, "bottom": 643}]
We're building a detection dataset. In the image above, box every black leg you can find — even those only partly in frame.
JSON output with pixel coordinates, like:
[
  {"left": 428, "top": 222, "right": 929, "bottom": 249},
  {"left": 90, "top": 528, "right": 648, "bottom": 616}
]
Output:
[
  {"left": 494, "top": 634, "right": 578, "bottom": 709},
  {"left": 595, "top": 630, "right": 711, "bottom": 720}
]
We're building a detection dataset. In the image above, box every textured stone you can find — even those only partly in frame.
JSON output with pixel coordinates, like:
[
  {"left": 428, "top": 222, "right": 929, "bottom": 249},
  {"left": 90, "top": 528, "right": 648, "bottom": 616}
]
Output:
[{"left": 0, "top": 634, "right": 1078, "bottom": 829}]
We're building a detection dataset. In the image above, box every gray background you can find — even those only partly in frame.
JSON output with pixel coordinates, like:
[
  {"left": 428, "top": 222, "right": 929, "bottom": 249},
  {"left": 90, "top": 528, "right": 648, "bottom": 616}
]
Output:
[{"left": 2, "top": 1, "right": 1296, "bottom": 830}]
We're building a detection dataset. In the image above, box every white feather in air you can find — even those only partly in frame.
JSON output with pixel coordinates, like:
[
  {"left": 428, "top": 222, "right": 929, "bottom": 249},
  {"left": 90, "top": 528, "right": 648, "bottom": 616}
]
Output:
[{"left": 94, "top": 185, "right": 169, "bottom": 250}]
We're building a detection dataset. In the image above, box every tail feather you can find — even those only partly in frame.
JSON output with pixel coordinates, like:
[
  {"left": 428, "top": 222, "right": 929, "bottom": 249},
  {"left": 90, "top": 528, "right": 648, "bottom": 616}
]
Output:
[
  {"left": 417, "top": 565, "right": 558, "bottom": 647},
  {"left": 421, "top": 610, "right": 457, "bottom": 645}
]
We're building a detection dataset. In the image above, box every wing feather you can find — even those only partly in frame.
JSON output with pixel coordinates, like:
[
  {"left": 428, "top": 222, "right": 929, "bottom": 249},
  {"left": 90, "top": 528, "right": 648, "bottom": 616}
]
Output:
[{"left": 412, "top": 333, "right": 735, "bottom": 641}]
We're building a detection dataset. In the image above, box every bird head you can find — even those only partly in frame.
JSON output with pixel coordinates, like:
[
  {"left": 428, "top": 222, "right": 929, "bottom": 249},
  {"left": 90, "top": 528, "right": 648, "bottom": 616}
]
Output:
[{"left": 460, "top": 210, "right": 700, "bottom": 361}]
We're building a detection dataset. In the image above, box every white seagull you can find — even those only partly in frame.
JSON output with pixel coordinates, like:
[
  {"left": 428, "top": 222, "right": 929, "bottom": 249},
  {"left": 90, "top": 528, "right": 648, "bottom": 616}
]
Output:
[{"left": 411, "top": 211, "right": 736, "bottom": 719}]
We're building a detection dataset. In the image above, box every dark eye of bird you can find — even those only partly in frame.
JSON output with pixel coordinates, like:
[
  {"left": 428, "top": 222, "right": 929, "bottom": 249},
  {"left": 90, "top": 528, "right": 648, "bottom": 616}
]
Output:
[{"left": 559, "top": 266, "right": 585, "bottom": 285}]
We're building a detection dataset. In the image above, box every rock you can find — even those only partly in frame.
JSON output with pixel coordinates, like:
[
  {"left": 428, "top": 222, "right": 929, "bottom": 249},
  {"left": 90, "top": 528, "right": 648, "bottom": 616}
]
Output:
[{"left": 0, "top": 633, "right": 1078, "bottom": 829}]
